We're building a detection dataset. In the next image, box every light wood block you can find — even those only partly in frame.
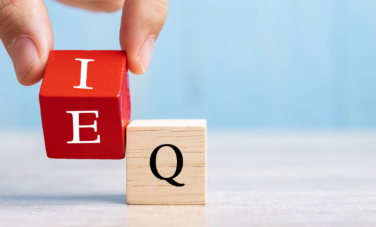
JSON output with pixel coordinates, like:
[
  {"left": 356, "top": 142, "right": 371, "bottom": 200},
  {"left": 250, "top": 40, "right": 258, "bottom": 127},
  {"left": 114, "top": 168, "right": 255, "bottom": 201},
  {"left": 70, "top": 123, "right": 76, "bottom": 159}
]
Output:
[{"left": 126, "top": 119, "right": 207, "bottom": 205}]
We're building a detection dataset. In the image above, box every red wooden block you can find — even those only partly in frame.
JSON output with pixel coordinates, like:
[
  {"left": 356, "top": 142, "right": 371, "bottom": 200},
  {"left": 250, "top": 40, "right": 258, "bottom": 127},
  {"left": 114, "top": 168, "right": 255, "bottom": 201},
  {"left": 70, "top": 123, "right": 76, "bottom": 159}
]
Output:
[{"left": 39, "top": 51, "right": 131, "bottom": 159}]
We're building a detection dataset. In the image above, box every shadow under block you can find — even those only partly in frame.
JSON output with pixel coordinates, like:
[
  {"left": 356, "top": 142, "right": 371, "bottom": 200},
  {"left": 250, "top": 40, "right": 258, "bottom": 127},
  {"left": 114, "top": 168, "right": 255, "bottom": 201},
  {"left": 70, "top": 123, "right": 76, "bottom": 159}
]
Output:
[
  {"left": 126, "top": 120, "right": 207, "bottom": 205},
  {"left": 39, "top": 51, "right": 130, "bottom": 159}
]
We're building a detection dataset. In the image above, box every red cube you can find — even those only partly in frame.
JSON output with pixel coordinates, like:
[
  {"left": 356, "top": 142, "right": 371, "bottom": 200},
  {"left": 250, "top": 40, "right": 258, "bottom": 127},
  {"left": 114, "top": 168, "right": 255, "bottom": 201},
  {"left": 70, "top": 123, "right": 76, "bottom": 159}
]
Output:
[{"left": 39, "top": 51, "right": 131, "bottom": 159}]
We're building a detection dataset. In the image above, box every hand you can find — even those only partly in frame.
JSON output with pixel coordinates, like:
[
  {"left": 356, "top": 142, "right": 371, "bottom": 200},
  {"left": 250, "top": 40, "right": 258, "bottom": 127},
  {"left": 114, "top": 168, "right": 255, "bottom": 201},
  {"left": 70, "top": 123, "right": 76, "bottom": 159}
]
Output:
[{"left": 0, "top": 0, "right": 169, "bottom": 86}]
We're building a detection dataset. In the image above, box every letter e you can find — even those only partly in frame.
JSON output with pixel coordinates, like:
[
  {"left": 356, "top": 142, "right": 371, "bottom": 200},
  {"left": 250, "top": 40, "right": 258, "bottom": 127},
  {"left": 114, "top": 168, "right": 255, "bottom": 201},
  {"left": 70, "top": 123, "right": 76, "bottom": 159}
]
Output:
[{"left": 66, "top": 111, "right": 100, "bottom": 144}]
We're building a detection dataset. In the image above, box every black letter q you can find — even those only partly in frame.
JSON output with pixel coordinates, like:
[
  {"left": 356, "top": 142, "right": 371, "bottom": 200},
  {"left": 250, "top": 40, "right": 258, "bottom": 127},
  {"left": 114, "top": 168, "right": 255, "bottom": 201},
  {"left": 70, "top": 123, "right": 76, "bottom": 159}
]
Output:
[{"left": 149, "top": 144, "right": 185, "bottom": 187}]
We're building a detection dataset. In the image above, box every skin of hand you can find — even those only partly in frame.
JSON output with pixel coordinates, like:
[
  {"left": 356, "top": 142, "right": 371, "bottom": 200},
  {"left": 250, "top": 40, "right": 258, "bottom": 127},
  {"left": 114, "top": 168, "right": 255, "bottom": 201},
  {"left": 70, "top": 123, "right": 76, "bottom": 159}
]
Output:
[{"left": 0, "top": 0, "right": 169, "bottom": 86}]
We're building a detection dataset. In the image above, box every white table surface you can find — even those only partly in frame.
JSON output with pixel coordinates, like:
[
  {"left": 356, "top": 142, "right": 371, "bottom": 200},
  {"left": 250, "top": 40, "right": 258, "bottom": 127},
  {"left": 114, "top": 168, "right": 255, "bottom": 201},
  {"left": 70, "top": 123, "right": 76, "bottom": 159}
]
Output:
[{"left": 1, "top": 131, "right": 376, "bottom": 227}]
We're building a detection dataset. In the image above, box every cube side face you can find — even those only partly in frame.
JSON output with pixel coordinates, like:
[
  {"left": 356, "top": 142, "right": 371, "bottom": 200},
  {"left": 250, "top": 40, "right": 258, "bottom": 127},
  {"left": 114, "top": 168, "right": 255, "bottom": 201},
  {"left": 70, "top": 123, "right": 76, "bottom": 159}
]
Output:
[
  {"left": 120, "top": 71, "right": 131, "bottom": 128},
  {"left": 126, "top": 122, "right": 206, "bottom": 205},
  {"left": 40, "top": 97, "right": 125, "bottom": 159}
]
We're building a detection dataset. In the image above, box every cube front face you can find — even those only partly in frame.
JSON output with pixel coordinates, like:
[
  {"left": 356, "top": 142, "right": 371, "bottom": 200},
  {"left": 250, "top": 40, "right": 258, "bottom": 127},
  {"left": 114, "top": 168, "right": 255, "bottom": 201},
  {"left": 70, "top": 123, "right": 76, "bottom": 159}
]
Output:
[
  {"left": 126, "top": 120, "right": 207, "bottom": 205},
  {"left": 39, "top": 51, "right": 130, "bottom": 159}
]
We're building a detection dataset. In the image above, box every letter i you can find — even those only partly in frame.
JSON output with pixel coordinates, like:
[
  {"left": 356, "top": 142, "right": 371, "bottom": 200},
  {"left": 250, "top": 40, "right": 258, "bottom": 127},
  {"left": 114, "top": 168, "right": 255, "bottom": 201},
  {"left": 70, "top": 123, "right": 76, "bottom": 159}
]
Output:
[{"left": 74, "top": 58, "right": 95, "bottom": 89}]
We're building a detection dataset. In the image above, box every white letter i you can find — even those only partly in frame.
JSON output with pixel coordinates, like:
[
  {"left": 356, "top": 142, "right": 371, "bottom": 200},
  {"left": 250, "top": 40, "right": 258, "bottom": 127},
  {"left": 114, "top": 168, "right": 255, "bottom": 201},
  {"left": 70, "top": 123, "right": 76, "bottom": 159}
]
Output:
[{"left": 74, "top": 58, "right": 95, "bottom": 89}]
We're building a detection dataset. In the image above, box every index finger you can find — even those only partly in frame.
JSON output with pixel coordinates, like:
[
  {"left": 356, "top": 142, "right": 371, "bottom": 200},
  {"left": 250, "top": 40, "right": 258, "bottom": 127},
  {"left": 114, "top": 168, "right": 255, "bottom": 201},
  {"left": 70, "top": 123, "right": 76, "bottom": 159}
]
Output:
[{"left": 120, "top": 0, "right": 169, "bottom": 74}]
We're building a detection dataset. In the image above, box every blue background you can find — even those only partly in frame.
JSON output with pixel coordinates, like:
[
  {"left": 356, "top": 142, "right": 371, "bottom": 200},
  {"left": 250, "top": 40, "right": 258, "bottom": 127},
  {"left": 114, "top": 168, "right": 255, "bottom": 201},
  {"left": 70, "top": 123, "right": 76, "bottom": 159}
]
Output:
[{"left": 1, "top": 0, "right": 376, "bottom": 129}]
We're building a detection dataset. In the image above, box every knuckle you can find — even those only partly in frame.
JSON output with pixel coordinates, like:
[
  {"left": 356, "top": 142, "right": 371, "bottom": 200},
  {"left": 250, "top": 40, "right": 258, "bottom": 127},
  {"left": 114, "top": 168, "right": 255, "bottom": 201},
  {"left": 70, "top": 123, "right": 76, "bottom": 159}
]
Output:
[
  {"left": 149, "top": 0, "right": 168, "bottom": 19},
  {"left": 0, "top": 0, "right": 23, "bottom": 36},
  {"left": 139, "top": 0, "right": 168, "bottom": 32}
]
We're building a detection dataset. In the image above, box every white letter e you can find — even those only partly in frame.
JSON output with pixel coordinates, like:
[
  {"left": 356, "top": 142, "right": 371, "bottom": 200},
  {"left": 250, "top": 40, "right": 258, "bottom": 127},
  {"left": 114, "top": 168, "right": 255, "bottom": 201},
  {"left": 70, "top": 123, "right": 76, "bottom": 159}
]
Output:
[{"left": 66, "top": 111, "right": 100, "bottom": 144}]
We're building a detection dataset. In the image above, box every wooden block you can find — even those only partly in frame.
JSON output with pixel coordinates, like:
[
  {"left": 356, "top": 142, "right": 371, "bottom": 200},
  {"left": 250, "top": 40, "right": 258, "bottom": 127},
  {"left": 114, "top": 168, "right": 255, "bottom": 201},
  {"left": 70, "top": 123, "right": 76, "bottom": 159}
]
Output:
[
  {"left": 39, "top": 51, "right": 130, "bottom": 159},
  {"left": 126, "top": 119, "right": 207, "bottom": 205}
]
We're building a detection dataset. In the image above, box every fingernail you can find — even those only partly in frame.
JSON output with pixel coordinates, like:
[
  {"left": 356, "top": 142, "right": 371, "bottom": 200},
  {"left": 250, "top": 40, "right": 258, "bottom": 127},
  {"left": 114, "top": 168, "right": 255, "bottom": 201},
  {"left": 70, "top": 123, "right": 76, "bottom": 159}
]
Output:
[
  {"left": 8, "top": 37, "right": 39, "bottom": 80},
  {"left": 138, "top": 36, "right": 155, "bottom": 73}
]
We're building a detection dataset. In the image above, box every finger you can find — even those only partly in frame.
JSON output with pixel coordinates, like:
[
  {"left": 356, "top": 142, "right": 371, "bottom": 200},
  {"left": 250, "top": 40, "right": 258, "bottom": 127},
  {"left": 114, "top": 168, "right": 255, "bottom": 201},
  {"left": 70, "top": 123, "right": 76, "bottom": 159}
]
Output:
[
  {"left": 56, "top": 0, "right": 125, "bottom": 13},
  {"left": 0, "top": 0, "right": 53, "bottom": 86},
  {"left": 120, "top": 0, "right": 169, "bottom": 74}
]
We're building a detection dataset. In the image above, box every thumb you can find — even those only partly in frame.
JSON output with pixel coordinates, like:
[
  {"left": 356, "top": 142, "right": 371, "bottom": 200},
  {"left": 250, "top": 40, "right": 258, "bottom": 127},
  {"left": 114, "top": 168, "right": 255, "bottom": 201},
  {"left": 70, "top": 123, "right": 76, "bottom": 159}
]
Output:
[
  {"left": 0, "top": 0, "right": 53, "bottom": 86},
  {"left": 120, "top": 0, "right": 169, "bottom": 74}
]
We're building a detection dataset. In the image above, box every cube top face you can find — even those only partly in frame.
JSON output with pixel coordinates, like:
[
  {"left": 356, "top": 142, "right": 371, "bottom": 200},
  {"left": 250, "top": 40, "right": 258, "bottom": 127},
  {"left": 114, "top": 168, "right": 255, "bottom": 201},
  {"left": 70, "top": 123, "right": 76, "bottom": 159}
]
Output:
[
  {"left": 39, "top": 50, "right": 130, "bottom": 159},
  {"left": 40, "top": 51, "right": 127, "bottom": 98},
  {"left": 128, "top": 119, "right": 206, "bottom": 127},
  {"left": 126, "top": 120, "right": 207, "bottom": 205}
]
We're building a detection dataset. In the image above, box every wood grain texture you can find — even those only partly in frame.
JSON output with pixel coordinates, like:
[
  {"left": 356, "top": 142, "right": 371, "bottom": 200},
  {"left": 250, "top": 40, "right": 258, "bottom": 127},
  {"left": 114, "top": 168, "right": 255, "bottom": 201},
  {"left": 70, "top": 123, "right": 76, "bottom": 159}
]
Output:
[{"left": 126, "top": 120, "right": 207, "bottom": 205}]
